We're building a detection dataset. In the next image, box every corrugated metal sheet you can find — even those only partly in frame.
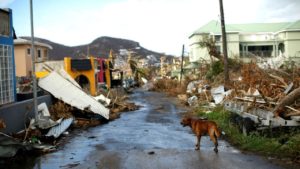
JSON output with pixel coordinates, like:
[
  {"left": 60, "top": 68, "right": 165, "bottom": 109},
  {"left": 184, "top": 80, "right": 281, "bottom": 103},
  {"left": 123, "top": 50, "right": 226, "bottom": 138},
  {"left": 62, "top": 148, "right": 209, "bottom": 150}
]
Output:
[
  {"left": 46, "top": 118, "right": 73, "bottom": 138},
  {"left": 38, "top": 71, "right": 110, "bottom": 119}
]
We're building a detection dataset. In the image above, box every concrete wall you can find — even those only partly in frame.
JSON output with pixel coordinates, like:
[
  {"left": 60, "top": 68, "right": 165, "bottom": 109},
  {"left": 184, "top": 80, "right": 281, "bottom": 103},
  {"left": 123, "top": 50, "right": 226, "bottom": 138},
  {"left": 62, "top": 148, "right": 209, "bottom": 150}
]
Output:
[
  {"left": 285, "top": 40, "right": 300, "bottom": 57},
  {"left": 239, "top": 33, "right": 275, "bottom": 42},
  {"left": 14, "top": 45, "right": 30, "bottom": 77},
  {"left": 287, "top": 31, "right": 300, "bottom": 40},
  {"left": 227, "top": 42, "right": 240, "bottom": 58},
  {"left": 226, "top": 33, "right": 240, "bottom": 58},
  {"left": 0, "top": 95, "right": 52, "bottom": 134},
  {"left": 189, "top": 33, "right": 240, "bottom": 61},
  {"left": 189, "top": 34, "right": 211, "bottom": 62},
  {"left": 189, "top": 44, "right": 210, "bottom": 62},
  {"left": 285, "top": 31, "right": 300, "bottom": 57},
  {"left": 14, "top": 44, "right": 49, "bottom": 77}
]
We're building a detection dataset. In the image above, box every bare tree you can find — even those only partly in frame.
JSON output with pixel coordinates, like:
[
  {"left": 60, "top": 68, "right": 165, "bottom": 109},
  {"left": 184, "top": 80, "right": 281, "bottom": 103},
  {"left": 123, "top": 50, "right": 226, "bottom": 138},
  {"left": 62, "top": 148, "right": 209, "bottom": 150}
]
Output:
[{"left": 198, "top": 36, "right": 223, "bottom": 62}]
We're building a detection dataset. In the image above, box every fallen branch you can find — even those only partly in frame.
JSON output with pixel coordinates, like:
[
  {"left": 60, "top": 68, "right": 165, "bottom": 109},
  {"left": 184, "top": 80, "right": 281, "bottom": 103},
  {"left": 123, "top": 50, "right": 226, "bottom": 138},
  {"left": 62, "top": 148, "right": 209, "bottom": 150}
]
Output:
[
  {"left": 273, "top": 86, "right": 300, "bottom": 117},
  {"left": 285, "top": 112, "right": 300, "bottom": 117},
  {"left": 269, "top": 74, "right": 288, "bottom": 87},
  {"left": 285, "top": 106, "right": 300, "bottom": 113},
  {"left": 257, "top": 89, "right": 269, "bottom": 105},
  {"left": 235, "top": 97, "right": 277, "bottom": 105}
]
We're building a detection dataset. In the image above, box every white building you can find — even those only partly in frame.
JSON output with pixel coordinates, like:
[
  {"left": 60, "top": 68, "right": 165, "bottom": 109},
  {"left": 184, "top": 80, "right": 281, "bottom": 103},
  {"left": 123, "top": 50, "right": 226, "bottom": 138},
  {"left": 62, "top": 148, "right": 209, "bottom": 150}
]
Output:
[{"left": 189, "top": 20, "right": 300, "bottom": 62}]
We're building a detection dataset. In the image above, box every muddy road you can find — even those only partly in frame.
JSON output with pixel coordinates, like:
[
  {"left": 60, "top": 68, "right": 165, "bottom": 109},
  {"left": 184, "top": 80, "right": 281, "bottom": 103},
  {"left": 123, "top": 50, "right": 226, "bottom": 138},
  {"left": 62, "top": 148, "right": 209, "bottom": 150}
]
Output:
[{"left": 11, "top": 89, "right": 286, "bottom": 169}]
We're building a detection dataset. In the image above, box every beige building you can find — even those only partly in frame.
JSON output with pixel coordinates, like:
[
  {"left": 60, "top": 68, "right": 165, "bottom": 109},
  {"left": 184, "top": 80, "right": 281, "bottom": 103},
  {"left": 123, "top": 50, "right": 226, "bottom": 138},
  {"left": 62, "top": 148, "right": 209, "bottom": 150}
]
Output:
[
  {"left": 189, "top": 20, "right": 300, "bottom": 62},
  {"left": 14, "top": 38, "right": 52, "bottom": 77}
]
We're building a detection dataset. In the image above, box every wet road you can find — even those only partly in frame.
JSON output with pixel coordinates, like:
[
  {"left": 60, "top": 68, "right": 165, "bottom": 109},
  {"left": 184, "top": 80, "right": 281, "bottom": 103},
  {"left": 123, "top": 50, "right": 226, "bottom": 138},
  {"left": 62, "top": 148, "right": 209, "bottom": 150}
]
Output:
[{"left": 29, "top": 90, "right": 283, "bottom": 169}]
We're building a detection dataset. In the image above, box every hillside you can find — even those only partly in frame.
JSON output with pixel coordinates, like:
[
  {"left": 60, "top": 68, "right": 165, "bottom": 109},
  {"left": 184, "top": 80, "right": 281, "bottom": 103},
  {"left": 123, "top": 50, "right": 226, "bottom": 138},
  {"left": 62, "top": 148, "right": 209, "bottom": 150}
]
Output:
[{"left": 21, "top": 36, "right": 171, "bottom": 61}]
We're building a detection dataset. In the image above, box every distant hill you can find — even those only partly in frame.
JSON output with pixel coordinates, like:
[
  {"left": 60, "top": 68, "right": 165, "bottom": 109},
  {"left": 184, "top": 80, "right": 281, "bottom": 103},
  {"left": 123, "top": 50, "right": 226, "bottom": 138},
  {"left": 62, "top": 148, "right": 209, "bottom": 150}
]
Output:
[{"left": 21, "top": 36, "right": 172, "bottom": 61}]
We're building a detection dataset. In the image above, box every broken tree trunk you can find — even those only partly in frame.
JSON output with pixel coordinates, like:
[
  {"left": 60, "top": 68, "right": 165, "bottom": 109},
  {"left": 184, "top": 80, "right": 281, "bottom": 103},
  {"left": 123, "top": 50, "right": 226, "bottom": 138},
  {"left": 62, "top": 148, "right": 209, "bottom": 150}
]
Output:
[{"left": 273, "top": 86, "right": 300, "bottom": 117}]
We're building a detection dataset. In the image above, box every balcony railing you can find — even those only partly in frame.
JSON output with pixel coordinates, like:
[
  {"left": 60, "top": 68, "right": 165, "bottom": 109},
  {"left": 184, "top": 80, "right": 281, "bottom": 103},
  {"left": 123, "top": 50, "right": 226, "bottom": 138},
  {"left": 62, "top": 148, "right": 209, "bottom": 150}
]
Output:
[{"left": 240, "top": 50, "right": 273, "bottom": 58}]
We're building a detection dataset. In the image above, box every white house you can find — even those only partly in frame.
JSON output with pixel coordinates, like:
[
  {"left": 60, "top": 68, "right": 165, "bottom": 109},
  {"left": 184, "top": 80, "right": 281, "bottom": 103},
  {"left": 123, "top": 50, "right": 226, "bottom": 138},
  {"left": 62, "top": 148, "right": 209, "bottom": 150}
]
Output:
[{"left": 189, "top": 20, "right": 300, "bottom": 62}]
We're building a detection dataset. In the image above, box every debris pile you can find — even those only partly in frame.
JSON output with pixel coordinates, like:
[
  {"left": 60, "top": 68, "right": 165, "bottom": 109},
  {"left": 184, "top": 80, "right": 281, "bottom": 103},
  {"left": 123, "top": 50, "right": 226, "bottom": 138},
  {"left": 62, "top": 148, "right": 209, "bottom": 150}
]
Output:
[
  {"left": 0, "top": 69, "right": 139, "bottom": 158},
  {"left": 153, "top": 61, "right": 300, "bottom": 129},
  {"left": 106, "top": 88, "right": 139, "bottom": 119},
  {"left": 230, "top": 62, "right": 300, "bottom": 119},
  {"left": 152, "top": 78, "right": 188, "bottom": 97}
]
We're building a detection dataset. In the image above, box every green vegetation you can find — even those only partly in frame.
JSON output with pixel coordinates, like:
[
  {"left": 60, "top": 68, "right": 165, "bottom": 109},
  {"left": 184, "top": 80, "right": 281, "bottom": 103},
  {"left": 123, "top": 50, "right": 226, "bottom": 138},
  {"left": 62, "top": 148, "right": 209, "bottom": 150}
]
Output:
[
  {"left": 205, "top": 60, "right": 223, "bottom": 80},
  {"left": 195, "top": 106, "right": 300, "bottom": 159}
]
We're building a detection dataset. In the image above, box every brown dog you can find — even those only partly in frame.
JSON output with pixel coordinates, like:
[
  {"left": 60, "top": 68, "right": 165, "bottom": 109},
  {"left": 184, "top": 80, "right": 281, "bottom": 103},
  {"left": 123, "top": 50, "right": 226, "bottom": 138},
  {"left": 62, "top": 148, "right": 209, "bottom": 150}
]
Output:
[
  {"left": 0, "top": 118, "right": 6, "bottom": 129},
  {"left": 181, "top": 117, "right": 221, "bottom": 153}
]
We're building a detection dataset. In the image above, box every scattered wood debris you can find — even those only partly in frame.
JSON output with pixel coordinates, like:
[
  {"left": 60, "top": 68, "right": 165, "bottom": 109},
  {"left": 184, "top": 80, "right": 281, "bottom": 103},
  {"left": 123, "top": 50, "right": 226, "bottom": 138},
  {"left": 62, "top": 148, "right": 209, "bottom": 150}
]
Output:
[{"left": 153, "top": 61, "right": 300, "bottom": 123}]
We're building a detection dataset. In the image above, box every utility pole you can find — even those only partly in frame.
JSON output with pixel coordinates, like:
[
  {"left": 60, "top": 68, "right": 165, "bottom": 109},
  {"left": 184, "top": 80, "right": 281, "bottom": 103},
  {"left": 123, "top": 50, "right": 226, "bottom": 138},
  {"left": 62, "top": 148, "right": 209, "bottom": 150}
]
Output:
[
  {"left": 30, "top": 0, "right": 38, "bottom": 122},
  {"left": 87, "top": 45, "right": 90, "bottom": 58},
  {"left": 180, "top": 44, "right": 184, "bottom": 85},
  {"left": 219, "top": 0, "right": 230, "bottom": 86}
]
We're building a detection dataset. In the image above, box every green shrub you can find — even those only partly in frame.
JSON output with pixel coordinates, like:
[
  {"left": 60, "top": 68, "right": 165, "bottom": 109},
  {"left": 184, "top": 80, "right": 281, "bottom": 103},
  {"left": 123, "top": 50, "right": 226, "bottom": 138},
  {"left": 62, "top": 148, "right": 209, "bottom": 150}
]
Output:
[{"left": 206, "top": 61, "right": 223, "bottom": 80}]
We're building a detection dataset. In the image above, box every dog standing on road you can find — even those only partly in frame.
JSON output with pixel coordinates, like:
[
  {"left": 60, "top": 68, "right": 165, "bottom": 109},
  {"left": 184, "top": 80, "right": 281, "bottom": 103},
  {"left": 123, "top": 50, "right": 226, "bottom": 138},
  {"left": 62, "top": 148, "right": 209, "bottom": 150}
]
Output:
[{"left": 181, "top": 117, "right": 221, "bottom": 153}]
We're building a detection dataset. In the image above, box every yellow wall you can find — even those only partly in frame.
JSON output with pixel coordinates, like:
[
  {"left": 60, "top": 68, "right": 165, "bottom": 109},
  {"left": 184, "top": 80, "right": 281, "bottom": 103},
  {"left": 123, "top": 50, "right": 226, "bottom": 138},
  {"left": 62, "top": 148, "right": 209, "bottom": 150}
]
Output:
[{"left": 64, "top": 57, "right": 97, "bottom": 96}]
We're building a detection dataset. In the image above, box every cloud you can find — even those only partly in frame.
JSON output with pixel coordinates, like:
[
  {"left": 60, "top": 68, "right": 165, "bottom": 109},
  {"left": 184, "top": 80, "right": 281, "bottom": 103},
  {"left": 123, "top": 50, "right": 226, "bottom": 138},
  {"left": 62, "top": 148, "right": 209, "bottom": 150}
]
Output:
[
  {"left": 35, "top": 0, "right": 218, "bottom": 55},
  {"left": 21, "top": 0, "right": 300, "bottom": 55}
]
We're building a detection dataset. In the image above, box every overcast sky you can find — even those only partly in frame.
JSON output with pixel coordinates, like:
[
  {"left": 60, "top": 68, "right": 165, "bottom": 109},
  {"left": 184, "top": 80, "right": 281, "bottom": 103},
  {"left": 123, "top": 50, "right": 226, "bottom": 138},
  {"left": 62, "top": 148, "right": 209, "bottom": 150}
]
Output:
[{"left": 1, "top": 0, "right": 300, "bottom": 55}]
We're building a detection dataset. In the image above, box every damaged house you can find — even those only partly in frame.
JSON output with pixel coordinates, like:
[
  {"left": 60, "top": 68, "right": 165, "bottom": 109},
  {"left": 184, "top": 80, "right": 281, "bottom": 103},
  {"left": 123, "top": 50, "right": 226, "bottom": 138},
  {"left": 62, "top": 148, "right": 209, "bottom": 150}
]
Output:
[{"left": 189, "top": 20, "right": 300, "bottom": 63}]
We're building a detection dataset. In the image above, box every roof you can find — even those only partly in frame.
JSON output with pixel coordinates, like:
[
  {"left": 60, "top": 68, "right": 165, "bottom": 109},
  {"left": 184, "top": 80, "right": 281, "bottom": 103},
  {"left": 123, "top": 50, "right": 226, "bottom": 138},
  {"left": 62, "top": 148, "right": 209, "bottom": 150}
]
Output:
[
  {"left": 284, "top": 20, "right": 300, "bottom": 30},
  {"left": 191, "top": 20, "right": 240, "bottom": 35},
  {"left": 14, "top": 38, "right": 53, "bottom": 49},
  {"left": 191, "top": 20, "right": 300, "bottom": 37}
]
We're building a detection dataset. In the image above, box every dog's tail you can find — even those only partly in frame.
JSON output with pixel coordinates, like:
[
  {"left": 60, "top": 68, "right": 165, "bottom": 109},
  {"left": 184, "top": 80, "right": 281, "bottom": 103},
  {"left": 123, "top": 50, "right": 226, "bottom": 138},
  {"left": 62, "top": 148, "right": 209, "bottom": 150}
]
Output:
[{"left": 214, "top": 127, "right": 221, "bottom": 138}]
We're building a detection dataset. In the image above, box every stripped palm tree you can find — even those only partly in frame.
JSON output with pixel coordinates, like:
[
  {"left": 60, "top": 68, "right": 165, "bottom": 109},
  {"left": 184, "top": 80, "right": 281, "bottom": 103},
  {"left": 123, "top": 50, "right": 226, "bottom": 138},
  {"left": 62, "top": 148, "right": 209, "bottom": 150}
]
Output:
[{"left": 128, "top": 58, "right": 147, "bottom": 85}]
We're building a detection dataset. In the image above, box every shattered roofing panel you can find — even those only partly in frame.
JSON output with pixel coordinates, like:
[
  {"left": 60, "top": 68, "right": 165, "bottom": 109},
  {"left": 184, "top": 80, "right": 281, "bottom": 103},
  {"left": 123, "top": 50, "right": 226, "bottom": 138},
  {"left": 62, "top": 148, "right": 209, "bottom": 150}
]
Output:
[
  {"left": 46, "top": 118, "right": 73, "bottom": 138},
  {"left": 38, "top": 71, "right": 109, "bottom": 119}
]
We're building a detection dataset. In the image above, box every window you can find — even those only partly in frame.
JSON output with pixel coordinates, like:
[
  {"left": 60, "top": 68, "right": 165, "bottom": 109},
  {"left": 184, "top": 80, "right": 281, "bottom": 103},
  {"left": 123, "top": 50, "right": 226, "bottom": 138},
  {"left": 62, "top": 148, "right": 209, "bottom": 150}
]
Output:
[
  {"left": 27, "top": 48, "right": 31, "bottom": 55},
  {"left": 214, "top": 35, "right": 221, "bottom": 42},
  {"left": 37, "top": 49, "right": 42, "bottom": 58},
  {"left": 248, "top": 45, "right": 273, "bottom": 57},
  {"left": 278, "top": 43, "right": 285, "bottom": 53},
  {"left": 216, "top": 45, "right": 221, "bottom": 54},
  {"left": 0, "top": 44, "right": 14, "bottom": 105},
  {"left": 43, "top": 50, "right": 48, "bottom": 59},
  {"left": 0, "top": 10, "right": 10, "bottom": 36}
]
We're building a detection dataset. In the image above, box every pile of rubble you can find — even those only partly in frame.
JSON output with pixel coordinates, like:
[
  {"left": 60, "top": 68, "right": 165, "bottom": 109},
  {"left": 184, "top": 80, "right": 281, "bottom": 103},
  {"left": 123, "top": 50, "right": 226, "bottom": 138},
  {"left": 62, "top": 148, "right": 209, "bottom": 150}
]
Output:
[
  {"left": 0, "top": 69, "right": 139, "bottom": 158},
  {"left": 176, "top": 62, "right": 300, "bottom": 130},
  {"left": 231, "top": 63, "right": 300, "bottom": 117}
]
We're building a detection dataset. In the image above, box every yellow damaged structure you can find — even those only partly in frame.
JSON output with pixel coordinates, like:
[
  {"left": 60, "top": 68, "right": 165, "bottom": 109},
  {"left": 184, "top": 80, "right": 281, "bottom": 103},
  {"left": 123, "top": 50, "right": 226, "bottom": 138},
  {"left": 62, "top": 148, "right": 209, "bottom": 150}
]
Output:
[
  {"left": 36, "top": 57, "right": 97, "bottom": 96},
  {"left": 64, "top": 57, "right": 97, "bottom": 96}
]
